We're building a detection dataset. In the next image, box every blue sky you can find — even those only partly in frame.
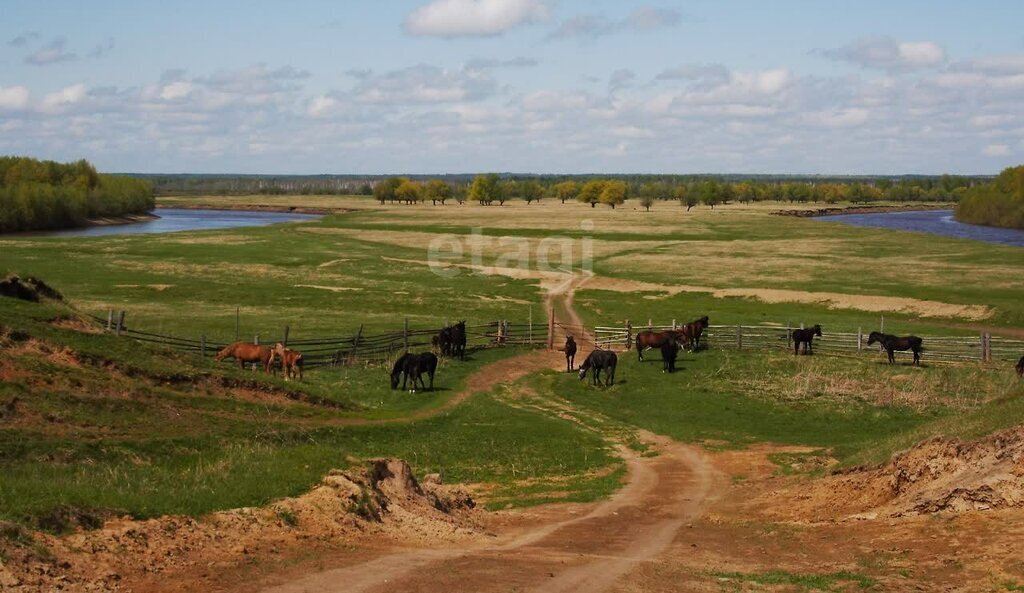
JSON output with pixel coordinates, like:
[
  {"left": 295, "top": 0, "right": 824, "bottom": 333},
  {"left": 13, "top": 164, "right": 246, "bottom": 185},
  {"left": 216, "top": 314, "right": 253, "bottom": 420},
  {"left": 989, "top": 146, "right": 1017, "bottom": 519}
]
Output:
[{"left": 2, "top": 0, "right": 1023, "bottom": 174}]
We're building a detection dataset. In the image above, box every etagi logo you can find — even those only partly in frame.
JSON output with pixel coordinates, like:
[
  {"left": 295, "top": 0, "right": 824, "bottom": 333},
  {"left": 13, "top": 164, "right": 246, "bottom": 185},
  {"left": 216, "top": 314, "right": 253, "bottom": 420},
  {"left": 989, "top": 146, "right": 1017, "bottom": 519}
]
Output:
[{"left": 427, "top": 220, "right": 594, "bottom": 279}]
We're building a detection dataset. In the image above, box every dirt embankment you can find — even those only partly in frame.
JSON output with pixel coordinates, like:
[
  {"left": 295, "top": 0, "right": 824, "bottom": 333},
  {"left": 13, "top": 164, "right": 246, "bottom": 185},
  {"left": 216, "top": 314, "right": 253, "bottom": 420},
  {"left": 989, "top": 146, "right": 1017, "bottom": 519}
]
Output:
[
  {"left": 155, "top": 203, "right": 351, "bottom": 215},
  {"left": 758, "top": 427, "right": 1024, "bottom": 522},
  {"left": 771, "top": 204, "right": 950, "bottom": 218},
  {"left": 0, "top": 459, "right": 478, "bottom": 592}
]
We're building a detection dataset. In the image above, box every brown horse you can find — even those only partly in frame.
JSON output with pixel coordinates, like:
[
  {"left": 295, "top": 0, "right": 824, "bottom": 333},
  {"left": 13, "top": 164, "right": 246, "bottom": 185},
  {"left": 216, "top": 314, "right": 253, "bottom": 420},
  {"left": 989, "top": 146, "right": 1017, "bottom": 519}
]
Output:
[
  {"left": 564, "top": 336, "right": 577, "bottom": 371},
  {"left": 679, "top": 316, "right": 709, "bottom": 351},
  {"left": 635, "top": 329, "right": 685, "bottom": 361},
  {"left": 271, "top": 343, "right": 304, "bottom": 381},
  {"left": 215, "top": 342, "right": 273, "bottom": 372}
]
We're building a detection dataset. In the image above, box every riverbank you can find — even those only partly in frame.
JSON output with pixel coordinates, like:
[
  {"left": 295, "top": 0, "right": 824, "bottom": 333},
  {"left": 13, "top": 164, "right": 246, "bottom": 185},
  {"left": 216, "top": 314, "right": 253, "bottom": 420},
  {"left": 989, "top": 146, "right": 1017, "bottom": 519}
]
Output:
[
  {"left": 771, "top": 204, "right": 950, "bottom": 218},
  {"left": 155, "top": 201, "right": 355, "bottom": 215}
]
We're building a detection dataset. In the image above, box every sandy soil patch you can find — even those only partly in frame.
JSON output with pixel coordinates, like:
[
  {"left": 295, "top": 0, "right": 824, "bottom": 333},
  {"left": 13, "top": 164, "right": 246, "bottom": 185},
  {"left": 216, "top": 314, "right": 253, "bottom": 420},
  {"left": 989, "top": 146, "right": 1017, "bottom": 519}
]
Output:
[
  {"left": 159, "top": 235, "right": 265, "bottom": 245},
  {"left": 294, "top": 284, "right": 362, "bottom": 292}
]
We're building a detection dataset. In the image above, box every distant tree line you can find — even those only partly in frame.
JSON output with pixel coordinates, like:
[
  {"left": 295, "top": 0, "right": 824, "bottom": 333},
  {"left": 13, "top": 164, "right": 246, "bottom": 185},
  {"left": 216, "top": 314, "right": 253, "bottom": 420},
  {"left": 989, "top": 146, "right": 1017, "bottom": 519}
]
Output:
[
  {"left": 0, "top": 156, "right": 154, "bottom": 233},
  {"left": 955, "top": 165, "right": 1024, "bottom": 230}
]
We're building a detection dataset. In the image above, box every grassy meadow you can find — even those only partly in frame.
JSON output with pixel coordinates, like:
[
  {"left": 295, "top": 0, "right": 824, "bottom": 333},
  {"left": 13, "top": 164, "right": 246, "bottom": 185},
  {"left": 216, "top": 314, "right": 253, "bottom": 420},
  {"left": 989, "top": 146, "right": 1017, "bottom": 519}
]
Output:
[{"left": 1, "top": 194, "right": 1022, "bottom": 530}]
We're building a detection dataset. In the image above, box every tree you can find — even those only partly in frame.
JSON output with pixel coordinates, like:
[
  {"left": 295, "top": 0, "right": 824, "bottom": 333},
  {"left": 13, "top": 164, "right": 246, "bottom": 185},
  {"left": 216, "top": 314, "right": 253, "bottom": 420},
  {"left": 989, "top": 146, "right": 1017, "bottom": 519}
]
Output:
[
  {"left": 577, "top": 180, "right": 605, "bottom": 208},
  {"left": 374, "top": 177, "right": 403, "bottom": 204},
  {"left": 498, "top": 180, "right": 516, "bottom": 206},
  {"left": 520, "top": 179, "right": 544, "bottom": 204},
  {"left": 675, "top": 185, "right": 698, "bottom": 210},
  {"left": 698, "top": 181, "right": 720, "bottom": 209},
  {"left": 469, "top": 173, "right": 502, "bottom": 206},
  {"left": 395, "top": 179, "right": 422, "bottom": 204},
  {"left": 600, "top": 180, "right": 627, "bottom": 209},
  {"left": 551, "top": 181, "right": 578, "bottom": 204},
  {"left": 424, "top": 179, "right": 453, "bottom": 205},
  {"left": 639, "top": 194, "right": 654, "bottom": 211}
]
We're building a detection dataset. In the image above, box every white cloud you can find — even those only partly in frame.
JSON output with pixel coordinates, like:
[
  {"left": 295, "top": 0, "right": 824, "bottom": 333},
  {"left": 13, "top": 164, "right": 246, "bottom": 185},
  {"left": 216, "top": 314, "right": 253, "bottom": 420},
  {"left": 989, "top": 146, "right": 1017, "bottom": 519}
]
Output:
[
  {"left": 0, "top": 86, "right": 30, "bottom": 110},
  {"left": 41, "top": 84, "right": 88, "bottom": 111},
  {"left": 160, "top": 81, "right": 193, "bottom": 101},
  {"left": 804, "top": 107, "right": 869, "bottom": 128},
  {"left": 307, "top": 96, "right": 338, "bottom": 117},
  {"left": 983, "top": 144, "right": 1010, "bottom": 156},
  {"left": 819, "top": 36, "right": 945, "bottom": 72},
  {"left": 349, "top": 65, "right": 497, "bottom": 105},
  {"left": 404, "top": 0, "right": 549, "bottom": 38},
  {"left": 547, "top": 6, "right": 683, "bottom": 41}
]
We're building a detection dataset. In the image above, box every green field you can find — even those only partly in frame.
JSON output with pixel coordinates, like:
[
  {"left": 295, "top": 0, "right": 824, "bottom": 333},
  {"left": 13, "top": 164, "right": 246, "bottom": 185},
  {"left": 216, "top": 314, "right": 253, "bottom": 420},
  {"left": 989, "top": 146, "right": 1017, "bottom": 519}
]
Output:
[{"left": 1, "top": 195, "right": 1022, "bottom": 531}]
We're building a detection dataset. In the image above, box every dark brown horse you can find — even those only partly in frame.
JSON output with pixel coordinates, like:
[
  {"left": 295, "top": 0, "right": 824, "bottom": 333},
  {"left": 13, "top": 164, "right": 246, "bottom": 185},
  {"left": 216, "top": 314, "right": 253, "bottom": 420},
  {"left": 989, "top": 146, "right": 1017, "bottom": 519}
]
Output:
[
  {"left": 679, "top": 316, "right": 709, "bottom": 351},
  {"left": 215, "top": 342, "right": 273, "bottom": 372},
  {"left": 660, "top": 335, "right": 681, "bottom": 373},
  {"left": 1016, "top": 355, "right": 1024, "bottom": 378},
  {"left": 564, "top": 336, "right": 577, "bottom": 371},
  {"left": 791, "top": 324, "right": 822, "bottom": 355},
  {"left": 635, "top": 329, "right": 685, "bottom": 361},
  {"left": 868, "top": 331, "right": 923, "bottom": 366}
]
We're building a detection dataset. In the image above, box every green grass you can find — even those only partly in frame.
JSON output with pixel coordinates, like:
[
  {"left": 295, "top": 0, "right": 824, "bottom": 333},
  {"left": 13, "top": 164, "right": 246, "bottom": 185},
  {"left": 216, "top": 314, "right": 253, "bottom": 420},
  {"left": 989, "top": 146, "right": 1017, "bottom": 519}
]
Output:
[{"left": 711, "top": 569, "right": 876, "bottom": 591}]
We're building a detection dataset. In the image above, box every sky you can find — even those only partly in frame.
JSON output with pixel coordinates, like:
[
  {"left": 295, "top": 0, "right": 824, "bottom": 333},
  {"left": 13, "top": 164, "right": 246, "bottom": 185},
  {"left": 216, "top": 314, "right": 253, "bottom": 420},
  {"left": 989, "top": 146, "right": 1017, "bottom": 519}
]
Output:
[{"left": 1, "top": 0, "right": 1023, "bottom": 175}]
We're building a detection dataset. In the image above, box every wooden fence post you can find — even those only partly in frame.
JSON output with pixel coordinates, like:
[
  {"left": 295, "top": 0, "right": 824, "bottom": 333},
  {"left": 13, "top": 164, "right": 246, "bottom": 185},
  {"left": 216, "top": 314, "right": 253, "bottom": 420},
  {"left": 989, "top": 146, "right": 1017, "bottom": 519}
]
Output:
[
  {"left": 857, "top": 327, "right": 863, "bottom": 351},
  {"left": 254, "top": 334, "right": 259, "bottom": 345},
  {"left": 625, "top": 320, "right": 632, "bottom": 350},
  {"left": 982, "top": 332, "right": 991, "bottom": 362},
  {"left": 528, "top": 307, "right": 532, "bottom": 344},
  {"left": 115, "top": 311, "right": 125, "bottom": 336},
  {"left": 736, "top": 325, "right": 743, "bottom": 350},
  {"left": 672, "top": 319, "right": 676, "bottom": 330},
  {"left": 648, "top": 318, "right": 652, "bottom": 330},
  {"left": 547, "top": 307, "right": 555, "bottom": 350},
  {"left": 201, "top": 335, "right": 207, "bottom": 358},
  {"left": 235, "top": 306, "right": 240, "bottom": 342},
  {"left": 282, "top": 325, "right": 290, "bottom": 347},
  {"left": 106, "top": 309, "right": 113, "bottom": 331},
  {"left": 353, "top": 324, "right": 363, "bottom": 361},
  {"left": 403, "top": 318, "right": 409, "bottom": 351}
]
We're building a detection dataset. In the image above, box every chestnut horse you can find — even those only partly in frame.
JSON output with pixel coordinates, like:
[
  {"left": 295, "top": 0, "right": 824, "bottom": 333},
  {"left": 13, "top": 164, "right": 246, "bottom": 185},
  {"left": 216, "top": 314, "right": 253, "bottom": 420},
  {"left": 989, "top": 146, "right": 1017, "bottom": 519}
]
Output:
[
  {"left": 271, "top": 343, "right": 304, "bottom": 381},
  {"left": 679, "top": 316, "right": 709, "bottom": 351},
  {"left": 635, "top": 329, "right": 685, "bottom": 361},
  {"left": 215, "top": 342, "right": 273, "bottom": 372}
]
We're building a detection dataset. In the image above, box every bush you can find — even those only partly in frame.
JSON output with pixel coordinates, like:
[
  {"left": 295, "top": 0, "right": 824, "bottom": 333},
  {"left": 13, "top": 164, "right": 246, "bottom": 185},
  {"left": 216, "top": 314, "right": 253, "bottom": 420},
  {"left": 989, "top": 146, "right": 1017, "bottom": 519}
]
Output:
[{"left": 955, "top": 165, "right": 1024, "bottom": 230}]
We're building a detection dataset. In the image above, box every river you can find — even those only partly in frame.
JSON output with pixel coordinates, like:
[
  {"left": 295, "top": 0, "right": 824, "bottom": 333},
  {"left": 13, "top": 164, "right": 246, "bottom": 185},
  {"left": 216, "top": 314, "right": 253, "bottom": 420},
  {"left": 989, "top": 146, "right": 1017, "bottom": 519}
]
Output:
[
  {"left": 818, "top": 209, "right": 1024, "bottom": 247},
  {"left": 27, "top": 208, "right": 322, "bottom": 238}
]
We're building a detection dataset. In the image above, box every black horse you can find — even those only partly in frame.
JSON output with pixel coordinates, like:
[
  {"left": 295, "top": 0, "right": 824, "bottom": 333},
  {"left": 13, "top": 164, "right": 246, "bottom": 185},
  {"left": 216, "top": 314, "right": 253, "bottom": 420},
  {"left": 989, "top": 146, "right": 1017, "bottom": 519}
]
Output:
[
  {"left": 791, "top": 324, "right": 822, "bottom": 355},
  {"left": 1016, "top": 355, "right": 1023, "bottom": 378},
  {"left": 435, "top": 321, "right": 467, "bottom": 360},
  {"left": 867, "top": 331, "right": 924, "bottom": 366},
  {"left": 578, "top": 350, "right": 617, "bottom": 386},
  {"left": 390, "top": 352, "right": 438, "bottom": 391},
  {"left": 681, "top": 316, "right": 709, "bottom": 351},
  {"left": 660, "top": 336, "right": 680, "bottom": 373},
  {"left": 564, "top": 336, "right": 577, "bottom": 371}
]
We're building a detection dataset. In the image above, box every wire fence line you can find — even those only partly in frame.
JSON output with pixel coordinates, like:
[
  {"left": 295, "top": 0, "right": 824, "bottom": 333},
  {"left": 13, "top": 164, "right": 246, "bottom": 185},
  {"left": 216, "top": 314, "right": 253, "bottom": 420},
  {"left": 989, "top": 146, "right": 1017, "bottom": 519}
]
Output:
[{"left": 92, "top": 310, "right": 1022, "bottom": 370}]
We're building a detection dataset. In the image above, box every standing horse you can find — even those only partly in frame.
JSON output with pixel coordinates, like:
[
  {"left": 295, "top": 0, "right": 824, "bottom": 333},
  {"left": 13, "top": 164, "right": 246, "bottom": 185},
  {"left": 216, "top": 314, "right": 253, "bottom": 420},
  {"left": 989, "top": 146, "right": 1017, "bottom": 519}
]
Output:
[
  {"left": 436, "top": 321, "right": 467, "bottom": 360},
  {"left": 868, "top": 332, "right": 924, "bottom": 366},
  {"left": 1016, "top": 355, "right": 1023, "bottom": 378},
  {"left": 635, "top": 330, "right": 685, "bottom": 361},
  {"left": 390, "top": 352, "right": 438, "bottom": 392},
  {"left": 660, "top": 335, "right": 681, "bottom": 373},
  {"left": 564, "top": 336, "right": 577, "bottom": 371},
  {"left": 680, "top": 316, "right": 709, "bottom": 351},
  {"left": 578, "top": 350, "right": 618, "bottom": 386},
  {"left": 271, "top": 343, "right": 304, "bottom": 381},
  {"left": 791, "top": 324, "right": 822, "bottom": 355},
  {"left": 215, "top": 342, "right": 273, "bottom": 372}
]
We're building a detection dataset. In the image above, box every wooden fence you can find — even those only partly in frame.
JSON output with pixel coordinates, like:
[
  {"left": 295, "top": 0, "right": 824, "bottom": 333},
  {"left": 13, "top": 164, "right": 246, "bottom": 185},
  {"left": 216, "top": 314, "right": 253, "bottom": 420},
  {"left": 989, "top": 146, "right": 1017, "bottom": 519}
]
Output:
[
  {"left": 94, "top": 310, "right": 1022, "bottom": 369},
  {"left": 89, "top": 311, "right": 548, "bottom": 368},
  {"left": 594, "top": 321, "right": 1024, "bottom": 364}
]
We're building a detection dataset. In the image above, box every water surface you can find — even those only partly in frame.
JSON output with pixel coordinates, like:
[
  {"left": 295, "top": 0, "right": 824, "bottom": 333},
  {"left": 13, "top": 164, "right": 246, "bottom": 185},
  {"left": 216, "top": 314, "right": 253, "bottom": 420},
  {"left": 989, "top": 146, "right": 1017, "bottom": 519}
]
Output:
[
  {"left": 819, "top": 209, "right": 1024, "bottom": 247},
  {"left": 27, "top": 208, "right": 321, "bottom": 238}
]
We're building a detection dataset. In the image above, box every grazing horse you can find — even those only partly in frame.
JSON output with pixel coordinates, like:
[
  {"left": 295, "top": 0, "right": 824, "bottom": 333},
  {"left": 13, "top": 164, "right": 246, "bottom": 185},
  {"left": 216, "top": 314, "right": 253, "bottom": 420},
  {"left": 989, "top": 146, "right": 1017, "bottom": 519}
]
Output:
[
  {"left": 564, "top": 336, "right": 577, "bottom": 371},
  {"left": 791, "top": 324, "right": 822, "bottom": 355},
  {"left": 215, "top": 342, "right": 273, "bottom": 372},
  {"left": 271, "top": 343, "right": 304, "bottom": 381},
  {"left": 660, "top": 335, "right": 681, "bottom": 373},
  {"left": 635, "top": 330, "right": 685, "bottom": 361},
  {"left": 680, "top": 316, "right": 709, "bottom": 351},
  {"left": 1016, "top": 355, "right": 1024, "bottom": 378},
  {"left": 390, "top": 352, "right": 438, "bottom": 392},
  {"left": 578, "top": 350, "right": 618, "bottom": 386},
  {"left": 868, "top": 331, "right": 924, "bottom": 366}
]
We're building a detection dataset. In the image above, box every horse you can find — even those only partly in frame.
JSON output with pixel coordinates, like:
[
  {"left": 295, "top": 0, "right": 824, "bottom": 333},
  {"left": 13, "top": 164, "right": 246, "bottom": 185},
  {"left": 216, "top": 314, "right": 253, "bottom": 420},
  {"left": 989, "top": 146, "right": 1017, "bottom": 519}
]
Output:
[
  {"left": 791, "top": 324, "right": 822, "bottom": 355},
  {"left": 635, "top": 329, "right": 685, "bottom": 361},
  {"left": 564, "top": 336, "right": 577, "bottom": 372},
  {"left": 578, "top": 350, "right": 617, "bottom": 386},
  {"left": 436, "top": 321, "right": 467, "bottom": 360},
  {"left": 215, "top": 342, "right": 273, "bottom": 372},
  {"left": 390, "top": 352, "right": 438, "bottom": 392},
  {"left": 679, "top": 316, "right": 709, "bottom": 351},
  {"left": 1016, "top": 355, "right": 1024, "bottom": 378},
  {"left": 271, "top": 343, "right": 304, "bottom": 381},
  {"left": 867, "top": 331, "right": 924, "bottom": 366},
  {"left": 660, "top": 335, "right": 681, "bottom": 373}
]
